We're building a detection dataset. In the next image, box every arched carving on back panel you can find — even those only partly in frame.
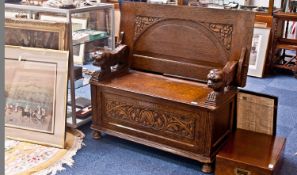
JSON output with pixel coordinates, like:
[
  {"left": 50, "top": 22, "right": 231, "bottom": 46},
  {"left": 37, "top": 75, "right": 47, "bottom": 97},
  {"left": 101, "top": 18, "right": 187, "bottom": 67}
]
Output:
[
  {"left": 133, "top": 18, "right": 231, "bottom": 65},
  {"left": 131, "top": 18, "right": 233, "bottom": 80}
]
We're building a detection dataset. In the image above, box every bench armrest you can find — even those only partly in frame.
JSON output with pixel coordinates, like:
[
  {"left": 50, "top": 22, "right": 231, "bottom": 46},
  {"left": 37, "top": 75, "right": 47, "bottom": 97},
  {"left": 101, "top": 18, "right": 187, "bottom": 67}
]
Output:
[
  {"left": 206, "top": 61, "right": 238, "bottom": 105},
  {"left": 91, "top": 44, "right": 129, "bottom": 81},
  {"left": 207, "top": 61, "right": 238, "bottom": 91}
]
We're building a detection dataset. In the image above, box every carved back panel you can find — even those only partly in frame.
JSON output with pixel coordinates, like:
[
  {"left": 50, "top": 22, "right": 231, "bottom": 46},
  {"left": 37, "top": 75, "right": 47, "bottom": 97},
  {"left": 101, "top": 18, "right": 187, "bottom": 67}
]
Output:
[{"left": 120, "top": 3, "right": 255, "bottom": 84}]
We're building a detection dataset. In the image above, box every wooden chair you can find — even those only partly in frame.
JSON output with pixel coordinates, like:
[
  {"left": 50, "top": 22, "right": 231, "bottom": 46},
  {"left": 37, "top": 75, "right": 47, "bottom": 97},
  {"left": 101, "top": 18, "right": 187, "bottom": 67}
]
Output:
[{"left": 90, "top": 3, "right": 255, "bottom": 173}]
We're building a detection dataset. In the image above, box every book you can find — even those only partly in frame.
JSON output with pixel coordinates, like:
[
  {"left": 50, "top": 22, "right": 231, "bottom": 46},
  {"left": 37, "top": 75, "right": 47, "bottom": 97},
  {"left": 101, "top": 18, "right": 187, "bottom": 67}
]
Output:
[
  {"left": 72, "top": 29, "right": 108, "bottom": 45},
  {"left": 76, "top": 106, "right": 92, "bottom": 119}
]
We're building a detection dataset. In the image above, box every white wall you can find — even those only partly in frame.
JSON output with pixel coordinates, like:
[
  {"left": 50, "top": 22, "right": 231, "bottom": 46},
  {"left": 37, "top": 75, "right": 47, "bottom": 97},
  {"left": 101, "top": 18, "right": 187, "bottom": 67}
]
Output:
[{"left": 232, "top": 0, "right": 281, "bottom": 8}]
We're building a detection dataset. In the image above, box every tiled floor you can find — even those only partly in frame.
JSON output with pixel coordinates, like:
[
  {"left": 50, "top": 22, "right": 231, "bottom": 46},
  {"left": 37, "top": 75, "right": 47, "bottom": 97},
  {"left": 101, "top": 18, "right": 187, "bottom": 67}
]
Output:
[{"left": 58, "top": 75, "right": 297, "bottom": 175}]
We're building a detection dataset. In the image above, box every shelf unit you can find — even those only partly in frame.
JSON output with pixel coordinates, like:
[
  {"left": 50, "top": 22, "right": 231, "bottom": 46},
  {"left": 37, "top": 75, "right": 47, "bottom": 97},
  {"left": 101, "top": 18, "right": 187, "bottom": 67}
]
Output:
[
  {"left": 5, "top": 3, "right": 115, "bottom": 128},
  {"left": 271, "top": 11, "right": 297, "bottom": 77}
]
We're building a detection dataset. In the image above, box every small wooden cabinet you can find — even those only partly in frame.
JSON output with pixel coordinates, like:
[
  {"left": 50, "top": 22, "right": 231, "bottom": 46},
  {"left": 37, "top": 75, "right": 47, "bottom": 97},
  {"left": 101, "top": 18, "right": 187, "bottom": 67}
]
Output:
[{"left": 216, "top": 129, "right": 286, "bottom": 175}]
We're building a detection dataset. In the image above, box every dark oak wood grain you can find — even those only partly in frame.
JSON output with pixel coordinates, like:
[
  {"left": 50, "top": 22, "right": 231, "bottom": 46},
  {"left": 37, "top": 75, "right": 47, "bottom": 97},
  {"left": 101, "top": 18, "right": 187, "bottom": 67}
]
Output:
[
  {"left": 216, "top": 129, "right": 286, "bottom": 175},
  {"left": 90, "top": 3, "right": 255, "bottom": 173},
  {"left": 92, "top": 44, "right": 129, "bottom": 81},
  {"left": 120, "top": 3, "right": 254, "bottom": 87}
]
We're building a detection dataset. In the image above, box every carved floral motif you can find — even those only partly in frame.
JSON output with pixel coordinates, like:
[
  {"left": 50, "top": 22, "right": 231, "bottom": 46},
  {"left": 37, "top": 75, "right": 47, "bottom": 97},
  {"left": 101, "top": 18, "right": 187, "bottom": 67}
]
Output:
[
  {"left": 208, "top": 24, "right": 233, "bottom": 50},
  {"left": 105, "top": 99, "right": 195, "bottom": 139},
  {"left": 134, "top": 16, "right": 161, "bottom": 39}
]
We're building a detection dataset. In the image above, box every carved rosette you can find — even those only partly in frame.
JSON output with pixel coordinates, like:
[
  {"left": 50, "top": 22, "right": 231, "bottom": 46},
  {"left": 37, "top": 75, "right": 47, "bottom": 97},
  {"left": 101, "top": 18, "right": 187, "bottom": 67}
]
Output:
[
  {"left": 208, "top": 23, "right": 233, "bottom": 51},
  {"left": 134, "top": 16, "right": 162, "bottom": 40},
  {"left": 105, "top": 99, "right": 195, "bottom": 139}
]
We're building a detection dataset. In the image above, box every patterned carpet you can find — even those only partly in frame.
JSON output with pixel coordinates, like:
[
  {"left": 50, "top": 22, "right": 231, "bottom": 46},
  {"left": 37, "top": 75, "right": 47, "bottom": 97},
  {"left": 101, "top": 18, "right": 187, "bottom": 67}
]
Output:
[
  {"left": 58, "top": 74, "right": 297, "bottom": 175},
  {"left": 5, "top": 129, "right": 84, "bottom": 175}
]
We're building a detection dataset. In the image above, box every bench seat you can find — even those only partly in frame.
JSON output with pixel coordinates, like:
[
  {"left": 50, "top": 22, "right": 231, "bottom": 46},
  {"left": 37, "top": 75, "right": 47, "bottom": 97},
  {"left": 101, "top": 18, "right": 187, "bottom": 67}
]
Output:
[{"left": 96, "top": 70, "right": 212, "bottom": 107}]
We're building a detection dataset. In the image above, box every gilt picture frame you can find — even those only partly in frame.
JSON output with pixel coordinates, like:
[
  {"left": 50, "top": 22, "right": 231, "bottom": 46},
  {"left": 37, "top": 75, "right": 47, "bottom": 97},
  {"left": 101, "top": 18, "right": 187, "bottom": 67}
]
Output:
[
  {"left": 248, "top": 27, "right": 271, "bottom": 78},
  {"left": 5, "top": 18, "right": 69, "bottom": 50},
  {"left": 237, "top": 89, "right": 278, "bottom": 136},
  {"left": 39, "top": 14, "right": 88, "bottom": 65},
  {"left": 5, "top": 45, "right": 69, "bottom": 148}
]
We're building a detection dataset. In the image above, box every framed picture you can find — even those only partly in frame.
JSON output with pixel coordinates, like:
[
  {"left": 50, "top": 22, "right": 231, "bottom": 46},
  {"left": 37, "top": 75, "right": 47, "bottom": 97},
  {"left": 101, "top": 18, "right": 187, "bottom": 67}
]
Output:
[
  {"left": 247, "top": 27, "right": 271, "bottom": 78},
  {"left": 39, "top": 15, "right": 88, "bottom": 65},
  {"left": 5, "top": 18, "right": 69, "bottom": 50},
  {"left": 236, "top": 89, "right": 278, "bottom": 136},
  {"left": 5, "top": 45, "right": 69, "bottom": 148}
]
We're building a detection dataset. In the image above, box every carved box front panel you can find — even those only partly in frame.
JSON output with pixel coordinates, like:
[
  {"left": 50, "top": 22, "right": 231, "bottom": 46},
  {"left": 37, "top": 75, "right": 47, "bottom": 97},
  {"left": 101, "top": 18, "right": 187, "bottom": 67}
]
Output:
[{"left": 103, "top": 93, "right": 199, "bottom": 143}]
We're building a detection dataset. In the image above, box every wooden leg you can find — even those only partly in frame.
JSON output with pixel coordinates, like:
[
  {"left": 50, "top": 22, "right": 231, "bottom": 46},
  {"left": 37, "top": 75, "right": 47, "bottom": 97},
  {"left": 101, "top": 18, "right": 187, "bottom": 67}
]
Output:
[
  {"left": 201, "top": 163, "right": 213, "bottom": 174},
  {"left": 92, "top": 130, "right": 101, "bottom": 140}
]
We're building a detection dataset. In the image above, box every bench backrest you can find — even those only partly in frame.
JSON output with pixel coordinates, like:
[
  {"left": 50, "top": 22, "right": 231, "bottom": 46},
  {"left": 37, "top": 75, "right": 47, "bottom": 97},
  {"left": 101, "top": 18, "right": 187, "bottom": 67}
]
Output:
[{"left": 120, "top": 3, "right": 255, "bottom": 85}]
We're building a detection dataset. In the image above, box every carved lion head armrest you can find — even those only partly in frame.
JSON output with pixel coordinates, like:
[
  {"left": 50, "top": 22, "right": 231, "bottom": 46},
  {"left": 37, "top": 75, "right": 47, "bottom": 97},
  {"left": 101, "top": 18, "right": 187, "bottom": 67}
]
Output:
[
  {"left": 207, "top": 61, "right": 238, "bottom": 90},
  {"left": 206, "top": 47, "right": 249, "bottom": 106},
  {"left": 206, "top": 61, "right": 237, "bottom": 106},
  {"left": 91, "top": 44, "right": 130, "bottom": 82}
]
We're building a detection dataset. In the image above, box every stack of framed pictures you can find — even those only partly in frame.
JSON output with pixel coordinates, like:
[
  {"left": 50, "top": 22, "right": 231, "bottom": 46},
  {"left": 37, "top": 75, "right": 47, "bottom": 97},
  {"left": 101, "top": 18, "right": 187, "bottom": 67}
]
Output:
[
  {"left": 5, "top": 46, "right": 69, "bottom": 148},
  {"left": 4, "top": 17, "right": 71, "bottom": 148}
]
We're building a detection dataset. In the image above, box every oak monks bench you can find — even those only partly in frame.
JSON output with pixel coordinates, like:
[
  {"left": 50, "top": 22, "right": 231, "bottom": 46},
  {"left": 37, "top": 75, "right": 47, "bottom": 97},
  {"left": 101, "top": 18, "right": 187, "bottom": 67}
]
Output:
[{"left": 90, "top": 2, "right": 255, "bottom": 173}]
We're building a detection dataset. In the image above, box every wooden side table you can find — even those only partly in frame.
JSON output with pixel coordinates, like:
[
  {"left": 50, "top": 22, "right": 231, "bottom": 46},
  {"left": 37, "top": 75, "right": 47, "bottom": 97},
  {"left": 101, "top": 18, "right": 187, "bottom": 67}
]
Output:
[{"left": 216, "top": 129, "right": 286, "bottom": 175}]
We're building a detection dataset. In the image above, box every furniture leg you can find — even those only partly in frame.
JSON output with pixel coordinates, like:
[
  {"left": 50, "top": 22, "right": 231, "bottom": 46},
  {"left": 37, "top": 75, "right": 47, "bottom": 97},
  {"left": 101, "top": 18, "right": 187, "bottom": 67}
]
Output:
[
  {"left": 92, "top": 130, "right": 102, "bottom": 140},
  {"left": 201, "top": 163, "right": 213, "bottom": 173}
]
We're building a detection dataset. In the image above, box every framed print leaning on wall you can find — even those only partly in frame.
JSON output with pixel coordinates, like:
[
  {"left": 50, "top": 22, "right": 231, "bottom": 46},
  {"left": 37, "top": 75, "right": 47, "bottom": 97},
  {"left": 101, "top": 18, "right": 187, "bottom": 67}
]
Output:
[
  {"left": 248, "top": 27, "right": 271, "bottom": 78},
  {"left": 237, "top": 89, "right": 278, "bottom": 136},
  {"left": 39, "top": 14, "right": 88, "bottom": 64},
  {"left": 5, "top": 45, "right": 69, "bottom": 148},
  {"left": 5, "top": 18, "right": 69, "bottom": 50}
]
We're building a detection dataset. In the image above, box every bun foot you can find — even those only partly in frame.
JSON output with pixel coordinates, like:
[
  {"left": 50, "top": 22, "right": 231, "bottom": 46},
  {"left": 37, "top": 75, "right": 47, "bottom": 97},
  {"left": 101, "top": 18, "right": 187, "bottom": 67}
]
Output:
[
  {"left": 201, "top": 163, "right": 213, "bottom": 173},
  {"left": 92, "top": 130, "right": 101, "bottom": 140}
]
